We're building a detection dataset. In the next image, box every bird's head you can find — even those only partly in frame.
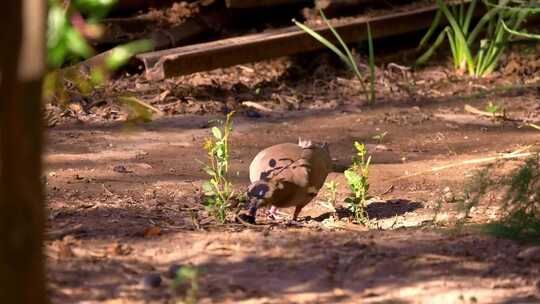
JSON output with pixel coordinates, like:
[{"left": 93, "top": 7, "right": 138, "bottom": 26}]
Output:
[{"left": 245, "top": 179, "right": 283, "bottom": 215}]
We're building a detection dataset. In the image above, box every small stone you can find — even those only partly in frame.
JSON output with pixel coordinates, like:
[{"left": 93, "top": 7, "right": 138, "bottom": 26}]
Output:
[
  {"left": 113, "top": 165, "right": 132, "bottom": 174},
  {"left": 443, "top": 187, "right": 454, "bottom": 203},
  {"left": 142, "top": 273, "right": 162, "bottom": 288},
  {"left": 166, "top": 264, "right": 182, "bottom": 279},
  {"left": 246, "top": 110, "right": 261, "bottom": 118},
  {"left": 517, "top": 246, "right": 540, "bottom": 262}
]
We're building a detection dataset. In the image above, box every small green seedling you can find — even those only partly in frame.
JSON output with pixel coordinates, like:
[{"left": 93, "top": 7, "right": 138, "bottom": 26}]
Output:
[
  {"left": 201, "top": 111, "right": 235, "bottom": 223},
  {"left": 173, "top": 266, "right": 200, "bottom": 304},
  {"left": 320, "top": 180, "right": 339, "bottom": 212},
  {"left": 485, "top": 101, "right": 501, "bottom": 114},
  {"left": 344, "top": 142, "right": 371, "bottom": 224},
  {"left": 372, "top": 131, "right": 388, "bottom": 144}
]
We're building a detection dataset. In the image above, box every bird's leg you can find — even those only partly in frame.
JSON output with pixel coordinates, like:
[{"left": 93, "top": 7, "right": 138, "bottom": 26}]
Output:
[
  {"left": 292, "top": 205, "right": 303, "bottom": 221},
  {"left": 266, "top": 206, "right": 283, "bottom": 220},
  {"left": 286, "top": 205, "right": 305, "bottom": 226}
]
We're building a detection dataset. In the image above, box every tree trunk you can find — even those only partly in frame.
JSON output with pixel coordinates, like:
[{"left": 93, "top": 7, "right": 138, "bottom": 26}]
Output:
[{"left": 0, "top": 0, "right": 47, "bottom": 303}]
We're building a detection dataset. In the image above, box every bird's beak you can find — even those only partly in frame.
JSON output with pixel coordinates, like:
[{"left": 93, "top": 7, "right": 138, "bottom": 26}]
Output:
[{"left": 247, "top": 197, "right": 263, "bottom": 216}]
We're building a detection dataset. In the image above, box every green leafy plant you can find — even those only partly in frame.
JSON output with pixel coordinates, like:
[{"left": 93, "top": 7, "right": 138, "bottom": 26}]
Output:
[
  {"left": 319, "top": 180, "right": 339, "bottom": 211},
  {"left": 458, "top": 156, "right": 540, "bottom": 242},
  {"left": 173, "top": 266, "right": 200, "bottom": 304},
  {"left": 201, "top": 111, "right": 236, "bottom": 223},
  {"left": 344, "top": 142, "right": 371, "bottom": 224},
  {"left": 416, "top": 0, "right": 529, "bottom": 77},
  {"left": 484, "top": 101, "right": 503, "bottom": 115},
  {"left": 45, "top": 0, "right": 153, "bottom": 117},
  {"left": 293, "top": 10, "right": 376, "bottom": 104},
  {"left": 372, "top": 131, "right": 388, "bottom": 144}
]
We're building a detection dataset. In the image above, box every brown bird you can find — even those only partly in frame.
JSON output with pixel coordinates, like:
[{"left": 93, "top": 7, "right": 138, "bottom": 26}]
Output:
[{"left": 245, "top": 138, "right": 332, "bottom": 223}]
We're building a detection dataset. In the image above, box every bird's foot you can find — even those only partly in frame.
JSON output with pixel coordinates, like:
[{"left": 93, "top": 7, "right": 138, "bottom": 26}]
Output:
[
  {"left": 265, "top": 210, "right": 283, "bottom": 220},
  {"left": 286, "top": 219, "right": 303, "bottom": 227}
]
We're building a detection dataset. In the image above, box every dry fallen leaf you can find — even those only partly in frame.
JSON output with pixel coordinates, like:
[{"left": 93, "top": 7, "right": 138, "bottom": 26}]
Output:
[
  {"left": 106, "top": 242, "right": 133, "bottom": 256},
  {"left": 144, "top": 226, "right": 162, "bottom": 237}
]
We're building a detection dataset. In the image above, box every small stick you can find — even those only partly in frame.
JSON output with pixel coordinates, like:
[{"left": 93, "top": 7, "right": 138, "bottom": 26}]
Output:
[
  {"left": 379, "top": 184, "right": 394, "bottom": 196},
  {"left": 387, "top": 148, "right": 538, "bottom": 182},
  {"left": 234, "top": 213, "right": 259, "bottom": 228},
  {"left": 241, "top": 101, "right": 274, "bottom": 113},
  {"left": 464, "top": 104, "right": 504, "bottom": 119}
]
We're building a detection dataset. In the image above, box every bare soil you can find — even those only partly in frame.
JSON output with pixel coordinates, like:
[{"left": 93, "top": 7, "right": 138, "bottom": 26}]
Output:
[{"left": 44, "top": 40, "right": 540, "bottom": 303}]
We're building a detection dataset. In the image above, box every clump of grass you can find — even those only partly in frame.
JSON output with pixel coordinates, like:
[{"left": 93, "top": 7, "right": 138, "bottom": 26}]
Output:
[
  {"left": 293, "top": 10, "right": 376, "bottom": 104},
  {"left": 416, "top": 0, "right": 529, "bottom": 77},
  {"left": 458, "top": 155, "right": 540, "bottom": 242},
  {"left": 320, "top": 180, "right": 339, "bottom": 212},
  {"left": 344, "top": 142, "right": 371, "bottom": 224},
  {"left": 201, "top": 111, "right": 235, "bottom": 224},
  {"left": 173, "top": 266, "right": 200, "bottom": 304}
]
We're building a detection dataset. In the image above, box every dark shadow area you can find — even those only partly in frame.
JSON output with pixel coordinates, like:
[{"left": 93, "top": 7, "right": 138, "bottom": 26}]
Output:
[
  {"left": 496, "top": 295, "right": 540, "bottom": 304},
  {"left": 366, "top": 199, "right": 423, "bottom": 219},
  {"left": 311, "top": 199, "right": 423, "bottom": 222},
  {"left": 48, "top": 226, "right": 538, "bottom": 303},
  {"left": 47, "top": 205, "right": 198, "bottom": 240}
]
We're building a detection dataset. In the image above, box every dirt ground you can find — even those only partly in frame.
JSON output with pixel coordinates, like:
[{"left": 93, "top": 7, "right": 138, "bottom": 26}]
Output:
[{"left": 43, "top": 41, "right": 540, "bottom": 303}]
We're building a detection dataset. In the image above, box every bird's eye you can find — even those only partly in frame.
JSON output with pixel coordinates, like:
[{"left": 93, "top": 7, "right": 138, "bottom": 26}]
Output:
[{"left": 249, "top": 183, "right": 269, "bottom": 199}]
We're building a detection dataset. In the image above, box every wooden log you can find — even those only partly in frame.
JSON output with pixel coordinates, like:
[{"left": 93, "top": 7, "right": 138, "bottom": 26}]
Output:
[
  {"left": 136, "top": 4, "right": 442, "bottom": 80},
  {"left": 315, "top": 0, "right": 383, "bottom": 17},
  {"left": 225, "top": 0, "right": 310, "bottom": 9},
  {"left": 66, "top": 8, "right": 230, "bottom": 75},
  {"left": 112, "top": 0, "right": 163, "bottom": 13}
]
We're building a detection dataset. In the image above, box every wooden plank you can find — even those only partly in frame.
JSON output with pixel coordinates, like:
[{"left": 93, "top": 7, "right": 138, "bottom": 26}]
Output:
[
  {"left": 136, "top": 4, "right": 441, "bottom": 81},
  {"left": 316, "top": 0, "right": 384, "bottom": 17},
  {"left": 64, "top": 8, "right": 230, "bottom": 76},
  {"left": 225, "top": 0, "right": 309, "bottom": 9}
]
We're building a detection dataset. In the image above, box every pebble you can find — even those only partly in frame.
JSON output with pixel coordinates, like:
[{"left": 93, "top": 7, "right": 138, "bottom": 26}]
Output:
[
  {"left": 517, "top": 246, "right": 540, "bottom": 262},
  {"left": 246, "top": 110, "right": 261, "bottom": 118},
  {"left": 142, "top": 273, "right": 162, "bottom": 288}
]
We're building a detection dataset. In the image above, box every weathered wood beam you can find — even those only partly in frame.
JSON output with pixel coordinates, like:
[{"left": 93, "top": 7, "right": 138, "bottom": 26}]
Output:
[
  {"left": 66, "top": 8, "right": 230, "bottom": 75},
  {"left": 136, "top": 4, "right": 442, "bottom": 81},
  {"left": 225, "top": 0, "right": 310, "bottom": 9},
  {"left": 315, "top": 0, "right": 390, "bottom": 17}
]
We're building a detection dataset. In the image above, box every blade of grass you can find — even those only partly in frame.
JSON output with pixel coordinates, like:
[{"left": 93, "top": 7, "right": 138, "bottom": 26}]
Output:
[
  {"left": 501, "top": 19, "right": 540, "bottom": 39},
  {"left": 446, "top": 29, "right": 459, "bottom": 68},
  {"left": 367, "top": 22, "right": 375, "bottom": 103},
  {"left": 417, "top": 9, "right": 443, "bottom": 50},
  {"left": 483, "top": 0, "right": 540, "bottom": 14},
  {"left": 468, "top": 0, "right": 509, "bottom": 44},
  {"left": 459, "top": 2, "right": 465, "bottom": 27},
  {"left": 415, "top": 27, "right": 449, "bottom": 66},
  {"left": 292, "top": 19, "right": 350, "bottom": 66},
  {"left": 435, "top": 0, "right": 475, "bottom": 74},
  {"left": 318, "top": 10, "right": 369, "bottom": 99},
  {"left": 463, "top": 0, "right": 478, "bottom": 34}
]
